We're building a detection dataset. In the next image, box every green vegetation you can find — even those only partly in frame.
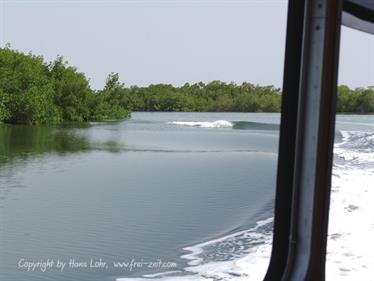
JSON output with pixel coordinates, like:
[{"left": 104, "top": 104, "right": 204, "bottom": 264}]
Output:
[
  {"left": 337, "top": 85, "right": 374, "bottom": 113},
  {"left": 121, "top": 82, "right": 282, "bottom": 112},
  {"left": 0, "top": 46, "right": 130, "bottom": 125},
  {"left": 105, "top": 82, "right": 374, "bottom": 114},
  {"left": 1, "top": 46, "right": 373, "bottom": 125}
]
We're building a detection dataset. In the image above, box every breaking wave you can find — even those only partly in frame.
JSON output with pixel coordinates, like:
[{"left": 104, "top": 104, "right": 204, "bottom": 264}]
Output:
[
  {"left": 167, "top": 120, "right": 233, "bottom": 128},
  {"left": 167, "top": 120, "right": 279, "bottom": 131},
  {"left": 118, "top": 129, "right": 374, "bottom": 281}
]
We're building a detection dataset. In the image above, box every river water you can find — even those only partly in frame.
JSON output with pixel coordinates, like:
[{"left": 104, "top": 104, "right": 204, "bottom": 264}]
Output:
[{"left": 0, "top": 112, "right": 372, "bottom": 281}]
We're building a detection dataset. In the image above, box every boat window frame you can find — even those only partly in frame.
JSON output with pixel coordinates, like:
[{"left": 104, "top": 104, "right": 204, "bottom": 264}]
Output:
[{"left": 264, "top": 0, "right": 343, "bottom": 280}]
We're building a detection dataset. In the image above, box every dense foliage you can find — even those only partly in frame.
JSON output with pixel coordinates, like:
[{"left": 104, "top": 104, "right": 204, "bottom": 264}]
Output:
[
  {"left": 105, "top": 83, "right": 374, "bottom": 114},
  {"left": 1, "top": 47, "right": 373, "bottom": 125},
  {"left": 121, "top": 82, "right": 282, "bottom": 112},
  {"left": 336, "top": 85, "right": 374, "bottom": 113},
  {"left": 0, "top": 46, "right": 130, "bottom": 124}
]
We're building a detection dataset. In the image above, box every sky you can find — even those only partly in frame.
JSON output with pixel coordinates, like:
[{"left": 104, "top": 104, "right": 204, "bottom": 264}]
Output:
[{"left": 0, "top": 0, "right": 373, "bottom": 90}]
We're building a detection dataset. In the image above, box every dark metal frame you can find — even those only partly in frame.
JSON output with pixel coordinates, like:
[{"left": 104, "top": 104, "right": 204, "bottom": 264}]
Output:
[
  {"left": 263, "top": 0, "right": 306, "bottom": 279},
  {"left": 344, "top": 1, "right": 374, "bottom": 24},
  {"left": 264, "top": 0, "right": 343, "bottom": 280}
]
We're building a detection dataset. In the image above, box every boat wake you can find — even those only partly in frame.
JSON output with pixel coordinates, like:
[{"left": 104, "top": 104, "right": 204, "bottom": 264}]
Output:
[
  {"left": 117, "top": 129, "right": 374, "bottom": 281},
  {"left": 326, "top": 130, "right": 374, "bottom": 280}
]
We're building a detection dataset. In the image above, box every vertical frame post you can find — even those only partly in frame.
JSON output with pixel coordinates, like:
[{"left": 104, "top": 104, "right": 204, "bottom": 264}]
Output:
[
  {"left": 282, "top": 0, "right": 342, "bottom": 280},
  {"left": 264, "top": 0, "right": 305, "bottom": 279}
]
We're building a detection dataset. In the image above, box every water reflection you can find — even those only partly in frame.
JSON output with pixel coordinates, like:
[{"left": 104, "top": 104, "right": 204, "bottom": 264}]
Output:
[{"left": 0, "top": 123, "right": 121, "bottom": 166}]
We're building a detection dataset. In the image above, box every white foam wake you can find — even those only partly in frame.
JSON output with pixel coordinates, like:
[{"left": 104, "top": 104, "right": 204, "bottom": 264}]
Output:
[
  {"left": 326, "top": 130, "right": 374, "bottom": 280},
  {"left": 334, "top": 130, "right": 374, "bottom": 164},
  {"left": 118, "top": 129, "right": 374, "bottom": 281},
  {"left": 117, "top": 218, "right": 273, "bottom": 281},
  {"left": 167, "top": 120, "right": 233, "bottom": 128},
  {"left": 326, "top": 167, "right": 374, "bottom": 280}
]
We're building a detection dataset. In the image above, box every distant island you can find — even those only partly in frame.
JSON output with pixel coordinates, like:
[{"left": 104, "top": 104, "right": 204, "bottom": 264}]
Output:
[{"left": 1, "top": 46, "right": 373, "bottom": 125}]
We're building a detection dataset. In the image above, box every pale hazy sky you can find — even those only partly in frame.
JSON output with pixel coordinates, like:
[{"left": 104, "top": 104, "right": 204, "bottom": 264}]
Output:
[{"left": 1, "top": 0, "right": 373, "bottom": 90}]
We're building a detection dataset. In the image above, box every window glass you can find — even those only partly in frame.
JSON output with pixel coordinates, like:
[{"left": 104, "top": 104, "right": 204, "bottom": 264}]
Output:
[{"left": 0, "top": 1, "right": 287, "bottom": 280}]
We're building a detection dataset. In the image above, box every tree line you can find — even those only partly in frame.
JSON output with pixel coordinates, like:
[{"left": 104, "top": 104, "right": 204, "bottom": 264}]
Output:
[
  {"left": 119, "top": 82, "right": 374, "bottom": 114},
  {"left": 0, "top": 46, "right": 130, "bottom": 124},
  {"left": 1, "top": 47, "right": 373, "bottom": 125}
]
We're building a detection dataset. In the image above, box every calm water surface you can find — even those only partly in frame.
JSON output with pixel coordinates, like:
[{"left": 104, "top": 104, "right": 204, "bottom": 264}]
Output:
[
  {"left": 0, "top": 112, "right": 279, "bottom": 281},
  {"left": 1, "top": 112, "right": 373, "bottom": 281}
]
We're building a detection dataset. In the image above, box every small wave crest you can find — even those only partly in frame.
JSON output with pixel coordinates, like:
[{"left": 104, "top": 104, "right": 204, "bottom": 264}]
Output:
[
  {"left": 167, "top": 120, "right": 279, "bottom": 130},
  {"left": 167, "top": 120, "right": 233, "bottom": 128}
]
